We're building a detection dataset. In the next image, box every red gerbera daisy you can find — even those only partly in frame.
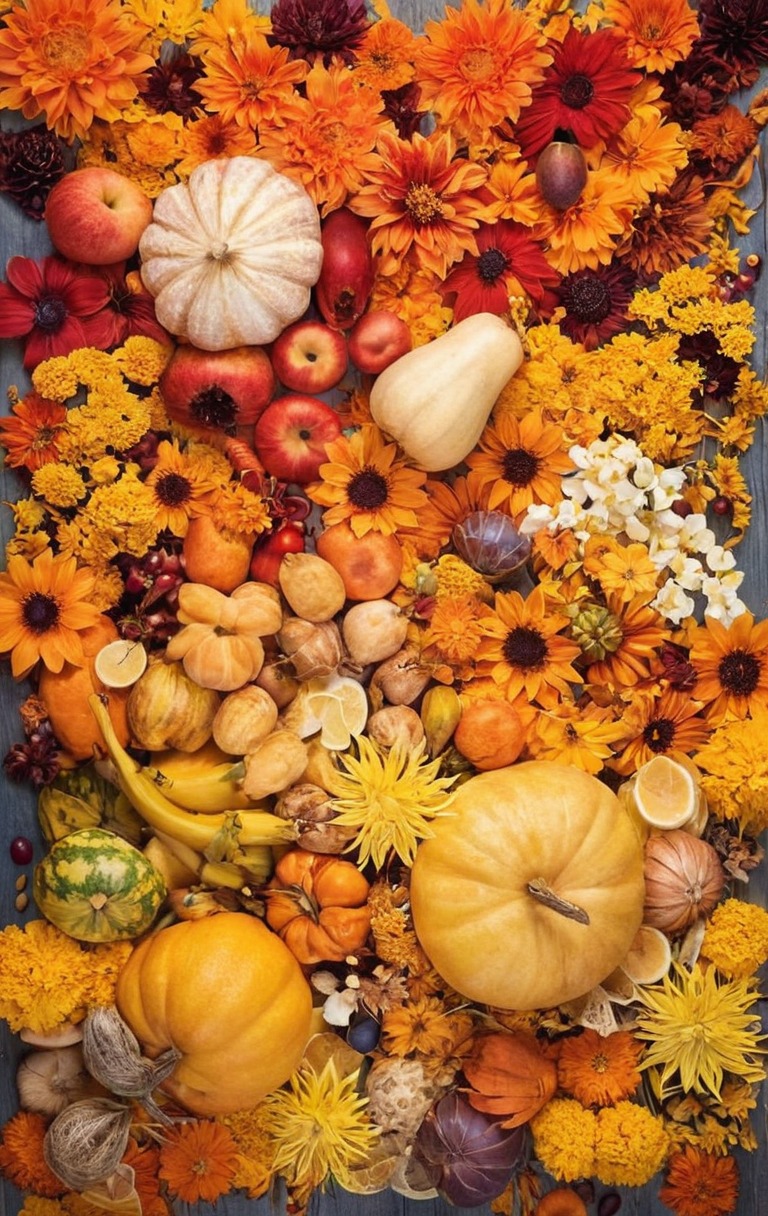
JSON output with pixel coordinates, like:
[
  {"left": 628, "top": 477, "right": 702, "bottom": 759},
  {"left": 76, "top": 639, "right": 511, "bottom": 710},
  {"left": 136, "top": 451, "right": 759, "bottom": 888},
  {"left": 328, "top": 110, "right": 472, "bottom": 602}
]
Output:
[
  {"left": 441, "top": 220, "right": 560, "bottom": 322},
  {"left": 0, "top": 254, "right": 112, "bottom": 369},
  {"left": 515, "top": 27, "right": 642, "bottom": 157}
]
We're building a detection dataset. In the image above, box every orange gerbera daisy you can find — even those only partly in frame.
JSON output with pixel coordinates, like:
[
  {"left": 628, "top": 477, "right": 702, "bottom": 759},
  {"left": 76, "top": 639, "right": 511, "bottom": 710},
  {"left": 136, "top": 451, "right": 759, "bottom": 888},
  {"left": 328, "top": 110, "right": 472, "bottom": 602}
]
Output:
[
  {"left": 556, "top": 1029, "right": 643, "bottom": 1106},
  {"left": 0, "top": 0, "right": 154, "bottom": 141},
  {"left": 401, "top": 473, "right": 491, "bottom": 559},
  {"left": 583, "top": 594, "right": 669, "bottom": 689},
  {"left": 0, "top": 547, "right": 102, "bottom": 679},
  {"left": 596, "top": 541, "right": 659, "bottom": 604},
  {"left": 659, "top": 1146, "right": 739, "bottom": 1216},
  {"left": 176, "top": 114, "right": 257, "bottom": 177},
  {"left": 195, "top": 32, "right": 307, "bottom": 129},
  {"left": 601, "top": 0, "right": 700, "bottom": 75},
  {"left": 688, "top": 611, "right": 768, "bottom": 724},
  {"left": 476, "top": 583, "right": 582, "bottom": 707},
  {"left": 306, "top": 423, "right": 428, "bottom": 538},
  {"left": 143, "top": 439, "right": 219, "bottom": 538},
  {"left": 159, "top": 1119, "right": 239, "bottom": 1204},
  {"left": 0, "top": 393, "right": 67, "bottom": 472},
  {"left": 466, "top": 410, "right": 575, "bottom": 522},
  {"left": 350, "top": 129, "right": 488, "bottom": 279},
  {"left": 0, "top": 1110, "right": 66, "bottom": 1197},
  {"left": 257, "top": 60, "right": 388, "bottom": 215},
  {"left": 535, "top": 166, "right": 636, "bottom": 275},
  {"left": 352, "top": 17, "right": 420, "bottom": 94},
  {"left": 414, "top": 0, "right": 551, "bottom": 142},
  {"left": 611, "top": 687, "right": 711, "bottom": 776}
]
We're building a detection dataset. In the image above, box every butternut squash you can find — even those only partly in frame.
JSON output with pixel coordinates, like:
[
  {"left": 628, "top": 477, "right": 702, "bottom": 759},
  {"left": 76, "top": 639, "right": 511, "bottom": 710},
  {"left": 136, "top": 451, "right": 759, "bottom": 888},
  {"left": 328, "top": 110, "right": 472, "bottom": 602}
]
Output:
[{"left": 369, "top": 313, "right": 524, "bottom": 471}]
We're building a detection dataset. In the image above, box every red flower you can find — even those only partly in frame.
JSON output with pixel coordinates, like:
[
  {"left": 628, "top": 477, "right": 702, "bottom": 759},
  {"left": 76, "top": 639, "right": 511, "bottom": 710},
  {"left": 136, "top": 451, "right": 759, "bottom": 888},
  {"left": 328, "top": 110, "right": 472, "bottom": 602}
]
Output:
[
  {"left": 0, "top": 255, "right": 112, "bottom": 369},
  {"left": 441, "top": 221, "right": 560, "bottom": 322},
  {"left": 97, "top": 263, "right": 170, "bottom": 348},
  {"left": 515, "top": 27, "right": 641, "bottom": 156},
  {"left": 555, "top": 260, "right": 637, "bottom": 350}
]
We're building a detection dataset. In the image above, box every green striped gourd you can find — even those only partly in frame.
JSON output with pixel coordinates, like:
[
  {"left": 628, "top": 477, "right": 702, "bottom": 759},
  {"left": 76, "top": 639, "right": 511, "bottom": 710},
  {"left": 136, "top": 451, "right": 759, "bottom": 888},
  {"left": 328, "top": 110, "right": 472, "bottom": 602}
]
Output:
[{"left": 33, "top": 828, "right": 166, "bottom": 943}]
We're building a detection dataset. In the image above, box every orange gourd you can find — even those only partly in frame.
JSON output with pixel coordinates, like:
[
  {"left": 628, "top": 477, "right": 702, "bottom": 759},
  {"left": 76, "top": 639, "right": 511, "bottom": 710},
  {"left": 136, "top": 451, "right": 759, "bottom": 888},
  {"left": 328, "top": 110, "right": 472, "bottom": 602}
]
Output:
[
  {"left": 535, "top": 1189, "right": 588, "bottom": 1216},
  {"left": 38, "top": 617, "right": 131, "bottom": 761},
  {"left": 463, "top": 1031, "right": 557, "bottom": 1128},
  {"left": 265, "top": 847, "right": 371, "bottom": 964},
  {"left": 115, "top": 912, "right": 312, "bottom": 1116}
]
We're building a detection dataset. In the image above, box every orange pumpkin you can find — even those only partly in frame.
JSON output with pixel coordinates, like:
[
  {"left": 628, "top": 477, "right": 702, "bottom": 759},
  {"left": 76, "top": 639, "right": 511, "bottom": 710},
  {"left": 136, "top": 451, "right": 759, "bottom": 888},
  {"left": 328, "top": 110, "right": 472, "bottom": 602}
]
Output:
[
  {"left": 38, "top": 617, "right": 131, "bottom": 761},
  {"left": 265, "top": 847, "right": 371, "bottom": 964},
  {"left": 115, "top": 912, "right": 312, "bottom": 1115},
  {"left": 463, "top": 1031, "right": 557, "bottom": 1128}
]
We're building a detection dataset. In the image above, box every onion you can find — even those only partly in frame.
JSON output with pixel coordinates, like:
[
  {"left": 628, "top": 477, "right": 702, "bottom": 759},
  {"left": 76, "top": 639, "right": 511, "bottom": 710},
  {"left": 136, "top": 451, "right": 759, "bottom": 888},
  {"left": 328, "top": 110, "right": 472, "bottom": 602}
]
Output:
[{"left": 411, "top": 1090, "right": 527, "bottom": 1207}]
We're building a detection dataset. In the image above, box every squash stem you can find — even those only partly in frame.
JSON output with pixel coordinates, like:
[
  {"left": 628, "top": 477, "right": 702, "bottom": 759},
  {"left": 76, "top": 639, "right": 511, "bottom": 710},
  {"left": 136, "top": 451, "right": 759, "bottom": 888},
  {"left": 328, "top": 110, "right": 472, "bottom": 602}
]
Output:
[{"left": 527, "top": 877, "right": 590, "bottom": 925}]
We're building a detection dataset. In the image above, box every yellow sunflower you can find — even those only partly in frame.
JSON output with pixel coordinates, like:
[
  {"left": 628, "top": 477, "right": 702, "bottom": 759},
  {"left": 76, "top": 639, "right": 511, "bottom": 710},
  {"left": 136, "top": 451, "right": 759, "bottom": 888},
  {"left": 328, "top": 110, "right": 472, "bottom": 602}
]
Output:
[
  {"left": 465, "top": 409, "right": 575, "bottom": 522},
  {"left": 476, "top": 584, "right": 582, "bottom": 707},
  {"left": 306, "top": 424, "right": 428, "bottom": 538},
  {"left": 689, "top": 611, "right": 768, "bottom": 724},
  {"left": 0, "top": 547, "right": 102, "bottom": 678},
  {"left": 611, "top": 687, "right": 711, "bottom": 776},
  {"left": 143, "top": 439, "right": 220, "bottom": 538}
]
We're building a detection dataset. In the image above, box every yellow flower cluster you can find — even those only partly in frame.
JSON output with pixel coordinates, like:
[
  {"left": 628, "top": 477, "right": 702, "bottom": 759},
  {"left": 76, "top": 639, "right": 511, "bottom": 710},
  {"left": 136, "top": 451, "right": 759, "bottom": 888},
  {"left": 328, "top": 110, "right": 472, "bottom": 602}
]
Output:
[
  {"left": 532, "top": 1097, "right": 670, "bottom": 1187},
  {"left": 701, "top": 899, "right": 768, "bottom": 979},
  {"left": 695, "top": 710, "right": 768, "bottom": 836}
]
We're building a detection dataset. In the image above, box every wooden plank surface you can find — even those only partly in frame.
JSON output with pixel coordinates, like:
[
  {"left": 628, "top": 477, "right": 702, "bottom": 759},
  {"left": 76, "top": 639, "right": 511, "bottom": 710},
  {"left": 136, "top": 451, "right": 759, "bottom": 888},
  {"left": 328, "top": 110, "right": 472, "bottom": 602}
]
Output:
[{"left": 1, "top": 2, "right": 767, "bottom": 1215}]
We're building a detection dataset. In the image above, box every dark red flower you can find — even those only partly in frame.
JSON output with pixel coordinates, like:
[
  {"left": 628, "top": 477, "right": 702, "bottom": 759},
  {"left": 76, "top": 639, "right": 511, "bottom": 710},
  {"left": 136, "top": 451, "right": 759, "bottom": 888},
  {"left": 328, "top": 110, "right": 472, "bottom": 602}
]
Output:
[
  {"left": 515, "top": 27, "right": 641, "bottom": 157},
  {"left": 141, "top": 52, "right": 204, "bottom": 117},
  {"left": 677, "top": 329, "right": 741, "bottom": 400},
  {"left": 440, "top": 221, "right": 560, "bottom": 323},
  {"left": 697, "top": 0, "right": 768, "bottom": 85},
  {"left": 0, "top": 255, "right": 113, "bottom": 369},
  {"left": 381, "top": 83, "right": 427, "bottom": 140},
  {"left": 555, "top": 260, "right": 637, "bottom": 350},
  {"left": 95, "top": 263, "right": 170, "bottom": 348},
  {"left": 270, "top": 0, "right": 370, "bottom": 63}
]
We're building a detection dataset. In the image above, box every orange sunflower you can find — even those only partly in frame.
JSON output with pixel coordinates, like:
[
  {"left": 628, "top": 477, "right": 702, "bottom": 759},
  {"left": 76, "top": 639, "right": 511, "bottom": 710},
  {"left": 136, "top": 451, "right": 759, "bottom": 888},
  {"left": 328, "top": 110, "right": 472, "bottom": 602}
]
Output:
[
  {"left": 414, "top": 0, "right": 551, "bottom": 142},
  {"left": 306, "top": 423, "right": 428, "bottom": 538},
  {"left": 350, "top": 129, "right": 488, "bottom": 279},
  {"left": 257, "top": 60, "right": 389, "bottom": 215},
  {"left": 0, "top": 547, "right": 102, "bottom": 678},
  {"left": 611, "top": 687, "right": 711, "bottom": 776},
  {"left": 583, "top": 594, "right": 669, "bottom": 690},
  {"left": 688, "top": 611, "right": 768, "bottom": 724},
  {"left": 143, "top": 439, "right": 219, "bottom": 538},
  {"left": 400, "top": 473, "right": 489, "bottom": 559},
  {"left": 0, "top": 393, "right": 67, "bottom": 472},
  {"left": 466, "top": 410, "right": 575, "bottom": 522},
  {"left": 159, "top": 1119, "right": 239, "bottom": 1205},
  {"left": 602, "top": 0, "right": 700, "bottom": 75},
  {"left": 476, "top": 584, "right": 582, "bottom": 708},
  {"left": 659, "top": 1146, "right": 739, "bottom": 1216},
  {"left": 0, "top": 0, "right": 154, "bottom": 141},
  {"left": 556, "top": 1029, "right": 643, "bottom": 1107},
  {"left": 195, "top": 32, "right": 307, "bottom": 129},
  {"left": 528, "top": 698, "right": 624, "bottom": 775}
]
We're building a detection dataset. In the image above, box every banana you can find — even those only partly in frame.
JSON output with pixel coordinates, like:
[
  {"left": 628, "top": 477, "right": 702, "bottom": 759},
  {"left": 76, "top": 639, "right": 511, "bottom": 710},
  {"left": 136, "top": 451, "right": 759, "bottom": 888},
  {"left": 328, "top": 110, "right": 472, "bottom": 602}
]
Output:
[
  {"left": 88, "top": 694, "right": 298, "bottom": 854},
  {"left": 141, "top": 759, "right": 253, "bottom": 813}
]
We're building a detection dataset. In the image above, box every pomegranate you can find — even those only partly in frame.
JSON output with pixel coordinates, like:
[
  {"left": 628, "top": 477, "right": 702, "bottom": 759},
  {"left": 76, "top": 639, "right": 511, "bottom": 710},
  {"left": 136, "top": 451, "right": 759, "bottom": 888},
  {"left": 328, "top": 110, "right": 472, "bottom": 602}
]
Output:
[{"left": 314, "top": 208, "right": 374, "bottom": 330}]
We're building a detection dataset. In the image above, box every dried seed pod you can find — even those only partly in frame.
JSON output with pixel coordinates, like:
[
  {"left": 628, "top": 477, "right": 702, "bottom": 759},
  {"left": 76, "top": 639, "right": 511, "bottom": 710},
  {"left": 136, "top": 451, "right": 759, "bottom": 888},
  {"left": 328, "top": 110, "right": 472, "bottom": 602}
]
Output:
[
  {"left": 43, "top": 1097, "right": 133, "bottom": 1190},
  {"left": 82, "top": 1006, "right": 180, "bottom": 1117},
  {"left": 369, "top": 646, "right": 432, "bottom": 708},
  {"left": 278, "top": 617, "right": 343, "bottom": 680},
  {"left": 367, "top": 706, "right": 425, "bottom": 751},
  {"left": 16, "top": 1045, "right": 96, "bottom": 1116},
  {"left": 275, "top": 782, "right": 356, "bottom": 854}
]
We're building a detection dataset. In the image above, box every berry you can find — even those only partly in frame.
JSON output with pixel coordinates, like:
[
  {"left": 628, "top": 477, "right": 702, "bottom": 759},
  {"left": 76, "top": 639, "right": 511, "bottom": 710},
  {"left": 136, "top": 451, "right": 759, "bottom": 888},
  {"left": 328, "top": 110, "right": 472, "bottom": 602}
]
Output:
[
  {"left": 712, "top": 496, "right": 732, "bottom": 517},
  {"left": 670, "top": 498, "right": 693, "bottom": 518},
  {"left": 10, "top": 835, "right": 33, "bottom": 865}
]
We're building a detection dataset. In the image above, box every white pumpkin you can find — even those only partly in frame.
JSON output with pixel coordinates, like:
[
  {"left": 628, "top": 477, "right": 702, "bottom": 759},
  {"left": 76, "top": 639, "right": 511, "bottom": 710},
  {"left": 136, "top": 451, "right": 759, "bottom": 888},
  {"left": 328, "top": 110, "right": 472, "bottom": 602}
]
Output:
[{"left": 139, "top": 157, "right": 323, "bottom": 351}]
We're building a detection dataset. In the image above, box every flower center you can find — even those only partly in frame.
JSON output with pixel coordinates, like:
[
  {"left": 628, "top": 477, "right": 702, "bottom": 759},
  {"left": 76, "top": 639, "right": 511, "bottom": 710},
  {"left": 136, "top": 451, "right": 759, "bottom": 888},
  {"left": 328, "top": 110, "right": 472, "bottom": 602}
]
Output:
[
  {"left": 502, "top": 625, "right": 548, "bottom": 670},
  {"left": 642, "top": 717, "right": 676, "bottom": 752},
  {"left": 347, "top": 468, "right": 389, "bottom": 510},
  {"left": 502, "top": 447, "right": 540, "bottom": 486},
  {"left": 591, "top": 1051, "right": 609, "bottom": 1074},
  {"left": 405, "top": 183, "right": 444, "bottom": 225},
  {"left": 477, "top": 247, "right": 509, "bottom": 284},
  {"left": 560, "top": 73, "right": 595, "bottom": 110},
  {"left": 41, "top": 25, "right": 89, "bottom": 72},
  {"left": 461, "top": 48, "right": 494, "bottom": 80},
  {"left": 22, "top": 591, "right": 60, "bottom": 634},
  {"left": 34, "top": 296, "right": 68, "bottom": 332},
  {"left": 155, "top": 471, "right": 192, "bottom": 506},
  {"left": 564, "top": 274, "right": 612, "bottom": 322},
  {"left": 718, "top": 649, "right": 761, "bottom": 696},
  {"left": 190, "top": 386, "right": 238, "bottom": 433},
  {"left": 371, "top": 51, "right": 395, "bottom": 72},
  {"left": 323, "top": 120, "right": 347, "bottom": 145}
]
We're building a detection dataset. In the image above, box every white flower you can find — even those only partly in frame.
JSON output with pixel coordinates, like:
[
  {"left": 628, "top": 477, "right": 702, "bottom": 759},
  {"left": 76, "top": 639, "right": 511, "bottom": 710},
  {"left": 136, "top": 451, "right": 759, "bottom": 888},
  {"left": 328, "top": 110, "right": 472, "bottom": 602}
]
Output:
[
  {"left": 706, "top": 545, "right": 738, "bottom": 573},
  {"left": 632, "top": 456, "right": 658, "bottom": 490},
  {"left": 652, "top": 580, "right": 696, "bottom": 625},
  {"left": 667, "top": 552, "right": 705, "bottom": 591},
  {"left": 519, "top": 503, "right": 554, "bottom": 536},
  {"left": 678, "top": 513, "right": 716, "bottom": 554},
  {"left": 702, "top": 577, "right": 747, "bottom": 625},
  {"left": 624, "top": 514, "right": 651, "bottom": 542}
]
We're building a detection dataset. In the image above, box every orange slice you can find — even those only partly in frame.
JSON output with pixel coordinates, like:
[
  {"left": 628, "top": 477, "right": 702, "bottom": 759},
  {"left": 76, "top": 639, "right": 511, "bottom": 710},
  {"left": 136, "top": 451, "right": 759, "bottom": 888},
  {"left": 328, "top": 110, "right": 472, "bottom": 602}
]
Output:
[
  {"left": 305, "top": 675, "right": 369, "bottom": 751},
  {"left": 621, "top": 924, "right": 672, "bottom": 986},
  {"left": 93, "top": 639, "right": 148, "bottom": 688},
  {"left": 631, "top": 754, "right": 697, "bottom": 831}
]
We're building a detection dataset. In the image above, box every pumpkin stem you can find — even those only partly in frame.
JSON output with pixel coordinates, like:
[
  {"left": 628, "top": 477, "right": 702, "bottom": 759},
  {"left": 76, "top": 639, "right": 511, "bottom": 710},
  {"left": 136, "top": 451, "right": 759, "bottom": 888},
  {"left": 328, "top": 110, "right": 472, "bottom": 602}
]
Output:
[
  {"left": 89, "top": 893, "right": 109, "bottom": 911},
  {"left": 526, "top": 878, "right": 590, "bottom": 925},
  {"left": 209, "top": 241, "right": 230, "bottom": 262}
]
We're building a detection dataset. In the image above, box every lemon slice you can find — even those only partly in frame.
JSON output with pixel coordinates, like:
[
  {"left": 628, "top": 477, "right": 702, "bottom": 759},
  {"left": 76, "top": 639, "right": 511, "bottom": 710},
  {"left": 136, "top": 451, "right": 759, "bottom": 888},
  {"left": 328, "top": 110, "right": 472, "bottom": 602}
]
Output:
[
  {"left": 93, "top": 639, "right": 148, "bottom": 689},
  {"left": 305, "top": 675, "right": 369, "bottom": 751},
  {"left": 621, "top": 924, "right": 672, "bottom": 986},
  {"left": 631, "top": 754, "right": 697, "bottom": 830}
]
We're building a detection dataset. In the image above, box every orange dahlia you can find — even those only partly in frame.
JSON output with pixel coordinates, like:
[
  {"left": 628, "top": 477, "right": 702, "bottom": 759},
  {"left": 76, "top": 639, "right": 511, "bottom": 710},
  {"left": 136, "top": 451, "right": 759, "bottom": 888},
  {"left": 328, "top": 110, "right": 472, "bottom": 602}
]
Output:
[
  {"left": 659, "top": 1146, "right": 739, "bottom": 1216},
  {"left": 414, "top": 0, "right": 551, "bottom": 142},
  {"left": 350, "top": 129, "right": 488, "bottom": 278},
  {"left": 195, "top": 32, "right": 307, "bottom": 129},
  {"left": 0, "top": 0, "right": 154, "bottom": 141},
  {"left": 602, "top": 0, "right": 700, "bottom": 74}
]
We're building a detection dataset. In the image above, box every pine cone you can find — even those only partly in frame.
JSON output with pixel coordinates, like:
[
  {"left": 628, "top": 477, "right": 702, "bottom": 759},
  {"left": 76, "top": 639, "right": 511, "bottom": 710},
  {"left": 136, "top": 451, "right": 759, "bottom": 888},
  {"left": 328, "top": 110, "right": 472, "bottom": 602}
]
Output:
[{"left": 0, "top": 125, "right": 67, "bottom": 220}]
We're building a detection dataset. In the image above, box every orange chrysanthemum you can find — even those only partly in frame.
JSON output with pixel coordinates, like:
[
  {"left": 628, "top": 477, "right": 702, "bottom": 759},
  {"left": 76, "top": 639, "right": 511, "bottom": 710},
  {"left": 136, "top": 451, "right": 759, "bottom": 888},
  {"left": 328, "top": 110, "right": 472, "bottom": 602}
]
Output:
[
  {"left": 0, "top": 393, "right": 67, "bottom": 472},
  {"left": 535, "top": 166, "right": 636, "bottom": 275},
  {"left": 556, "top": 1029, "right": 643, "bottom": 1106},
  {"left": 421, "top": 593, "right": 488, "bottom": 681},
  {"left": 402, "top": 473, "right": 491, "bottom": 559},
  {"left": 350, "top": 129, "right": 488, "bottom": 279},
  {"left": 602, "top": 0, "right": 700, "bottom": 75},
  {"left": 352, "top": 17, "right": 420, "bottom": 93},
  {"left": 195, "top": 32, "right": 307, "bottom": 129},
  {"left": 612, "top": 687, "right": 711, "bottom": 776},
  {"left": 617, "top": 170, "right": 713, "bottom": 278},
  {"left": 0, "top": 0, "right": 154, "bottom": 141},
  {"left": 0, "top": 1111, "right": 66, "bottom": 1197},
  {"left": 414, "top": 0, "right": 551, "bottom": 141},
  {"left": 0, "top": 547, "right": 102, "bottom": 679},
  {"left": 689, "top": 611, "right": 768, "bottom": 724},
  {"left": 122, "top": 1137, "right": 167, "bottom": 1216},
  {"left": 659, "top": 1146, "right": 739, "bottom": 1216},
  {"left": 257, "top": 60, "right": 389, "bottom": 215},
  {"left": 602, "top": 111, "right": 689, "bottom": 203},
  {"left": 143, "top": 439, "right": 219, "bottom": 538},
  {"left": 176, "top": 114, "right": 258, "bottom": 177},
  {"left": 381, "top": 994, "right": 473, "bottom": 1059},
  {"left": 158, "top": 1119, "right": 239, "bottom": 1205},
  {"left": 307, "top": 423, "right": 428, "bottom": 538},
  {"left": 189, "top": 0, "right": 272, "bottom": 60},
  {"left": 688, "top": 105, "right": 761, "bottom": 173},
  {"left": 585, "top": 594, "right": 669, "bottom": 689},
  {"left": 476, "top": 583, "right": 582, "bottom": 708},
  {"left": 466, "top": 410, "right": 575, "bottom": 522}
]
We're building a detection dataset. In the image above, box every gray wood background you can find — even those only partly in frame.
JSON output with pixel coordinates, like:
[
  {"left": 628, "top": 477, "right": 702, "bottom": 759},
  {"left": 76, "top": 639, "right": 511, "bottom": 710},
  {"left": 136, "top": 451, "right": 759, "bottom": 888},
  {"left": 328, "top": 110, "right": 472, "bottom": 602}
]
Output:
[{"left": 1, "top": 2, "right": 767, "bottom": 1215}]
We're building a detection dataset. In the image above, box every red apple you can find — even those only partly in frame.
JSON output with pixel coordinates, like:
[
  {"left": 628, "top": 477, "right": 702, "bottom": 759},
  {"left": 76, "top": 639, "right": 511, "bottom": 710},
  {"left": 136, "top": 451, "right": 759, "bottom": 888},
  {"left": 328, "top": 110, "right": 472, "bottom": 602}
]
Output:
[
  {"left": 348, "top": 310, "right": 413, "bottom": 374},
  {"left": 270, "top": 319, "right": 348, "bottom": 393},
  {"left": 159, "top": 345, "right": 276, "bottom": 434},
  {"left": 45, "top": 167, "right": 153, "bottom": 265},
  {"left": 253, "top": 394, "right": 343, "bottom": 484}
]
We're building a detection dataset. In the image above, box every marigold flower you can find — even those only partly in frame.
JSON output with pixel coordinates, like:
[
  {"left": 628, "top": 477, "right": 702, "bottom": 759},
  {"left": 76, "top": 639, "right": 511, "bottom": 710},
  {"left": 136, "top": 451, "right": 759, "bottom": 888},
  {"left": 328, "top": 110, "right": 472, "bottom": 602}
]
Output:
[
  {"left": 700, "top": 898, "right": 768, "bottom": 980},
  {"left": 530, "top": 1097, "right": 598, "bottom": 1182},
  {"left": 159, "top": 1119, "right": 239, "bottom": 1204},
  {"left": 594, "top": 1101, "right": 670, "bottom": 1187},
  {"left": 0, "top": 1111, "right": 66, "bottom": 1197},
  {"left": 659, "top": 1145, "right": 740, "bottom": 1216},
  {"left": 695, "top": 709, "right": 768, "bottom": 836}
]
